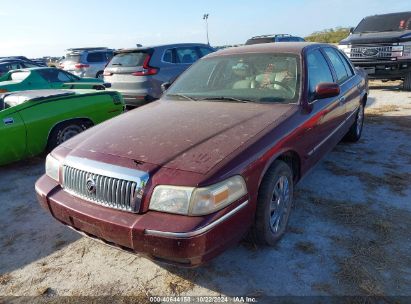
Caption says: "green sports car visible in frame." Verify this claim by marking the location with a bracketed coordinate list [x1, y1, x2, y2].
[0, 67, 107, 93]
[0, 89, 124, 165]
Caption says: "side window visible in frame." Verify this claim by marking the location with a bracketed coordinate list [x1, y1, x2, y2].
[87, 52, 105, 63]
[323, 48, 349, 83]
[176, 47, 200, 64]
[163, 49, 174, 63]
[61, 71, 78, 82]
[56, 71, 71, 82]
[198, 47, 213, 57]
[306, 49, 334, 99]
[336, 50, 354, 77]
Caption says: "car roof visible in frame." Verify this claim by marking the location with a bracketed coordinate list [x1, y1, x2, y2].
[207, 42, 330, 57]
[115, 43, 212, 53]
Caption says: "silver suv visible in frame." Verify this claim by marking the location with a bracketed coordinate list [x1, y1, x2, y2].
[103, 43, 214, 107]
[60, 47, 114, 79]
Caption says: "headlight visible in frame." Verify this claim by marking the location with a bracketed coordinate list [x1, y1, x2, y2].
[398, 42, 411, 59]
[149, 175, 248, 216]
[45, 154, 60, 182]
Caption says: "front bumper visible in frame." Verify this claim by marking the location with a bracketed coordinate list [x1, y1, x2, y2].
[350, 60, 411, 80]
[35, 175, 251, 267]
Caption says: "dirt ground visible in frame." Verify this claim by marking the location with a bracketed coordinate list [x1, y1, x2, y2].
[0, 81, 410, 302]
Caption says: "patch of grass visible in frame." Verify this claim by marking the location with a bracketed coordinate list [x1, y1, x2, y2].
[304, 193, 411, 295]
[323, 161, 411, 196]
[365, 105, 400, 115]
[295, 241, 317, 254]
[163, 270, 198, 295]
[0, 273, 12, 285]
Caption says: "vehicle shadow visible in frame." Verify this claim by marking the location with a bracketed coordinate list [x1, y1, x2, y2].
[0, 157, 81, 274]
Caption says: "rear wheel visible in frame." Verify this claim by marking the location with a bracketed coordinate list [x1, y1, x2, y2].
[404, 72, 411, 91]
[344, 103, 364, 142]
[47, 120, 90, 151]
[253, 160, 294, 246]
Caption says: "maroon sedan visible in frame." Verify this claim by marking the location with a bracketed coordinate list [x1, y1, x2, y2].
[35, 43, 368, 267]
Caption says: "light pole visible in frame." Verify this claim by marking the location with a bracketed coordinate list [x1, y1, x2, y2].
[203, 13, 210, 45]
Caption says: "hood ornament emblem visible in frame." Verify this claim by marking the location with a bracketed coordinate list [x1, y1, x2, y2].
[86, 177, 97, 194]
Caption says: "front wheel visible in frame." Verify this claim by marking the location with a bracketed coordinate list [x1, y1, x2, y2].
[253, 160, 294, 246]
[344, 103, 364, 142]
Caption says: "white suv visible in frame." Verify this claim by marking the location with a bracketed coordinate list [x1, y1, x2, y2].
[60, 48, 114, 79]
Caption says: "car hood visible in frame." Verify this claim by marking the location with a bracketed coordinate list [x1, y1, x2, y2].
[340, 30, 411, 45]
[62, 99, 297, 174]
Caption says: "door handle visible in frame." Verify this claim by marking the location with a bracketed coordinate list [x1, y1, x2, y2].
[339, 96, 346, 103]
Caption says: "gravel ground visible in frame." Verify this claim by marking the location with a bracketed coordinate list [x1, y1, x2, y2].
[0, 81, 410, 302]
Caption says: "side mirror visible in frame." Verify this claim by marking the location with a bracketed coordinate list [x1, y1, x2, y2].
[103, 82, 111, 88]
[349, 27, 354, 34]
[161, 82, 172, 93]
[315, 82, 340, 99]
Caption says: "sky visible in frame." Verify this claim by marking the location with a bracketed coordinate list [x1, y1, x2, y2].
[0, 0, 410, 58]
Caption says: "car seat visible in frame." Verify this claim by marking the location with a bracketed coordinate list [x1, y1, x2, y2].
[181, 54, 193, 64]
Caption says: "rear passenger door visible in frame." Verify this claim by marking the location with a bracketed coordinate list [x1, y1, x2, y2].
[302, 48, 345, 159]
[323, 47, 358, 121]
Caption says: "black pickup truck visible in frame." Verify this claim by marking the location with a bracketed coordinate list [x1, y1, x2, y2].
[338, 12, 411, 90]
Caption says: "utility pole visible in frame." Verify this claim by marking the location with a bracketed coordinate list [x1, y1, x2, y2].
[203, 13, 210, 45]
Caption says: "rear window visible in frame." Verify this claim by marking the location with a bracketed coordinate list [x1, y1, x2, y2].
[354, 12, 411, 33]
[108, 52, 149, 67]
[87, 52, 106, 63]
[64, 54, 81, 63]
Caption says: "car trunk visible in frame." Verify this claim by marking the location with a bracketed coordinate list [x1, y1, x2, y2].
[103, 49, 154, 91]
[61, 54, 81, 72]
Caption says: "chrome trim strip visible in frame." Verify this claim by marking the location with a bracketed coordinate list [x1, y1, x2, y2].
[64, 156, 149, 183]
[308, 107, 359, 157]
[145, 200, 249, 238]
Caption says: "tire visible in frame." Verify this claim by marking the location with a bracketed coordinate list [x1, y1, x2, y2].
[344, 102, 364, 142]
[404, 72, 411, 91]
[47, 120, 90, 152]
[252, 160, 294, 246]
[96, 71, 103, 79]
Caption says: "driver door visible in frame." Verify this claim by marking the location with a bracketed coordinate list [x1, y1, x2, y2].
[0, 108, 26, 165]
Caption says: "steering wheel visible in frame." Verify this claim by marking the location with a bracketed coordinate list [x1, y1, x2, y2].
[269, 81, 294, 95]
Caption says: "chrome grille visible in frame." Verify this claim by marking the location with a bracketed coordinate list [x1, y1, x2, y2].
[61, 156, 149, 213]
[349, 44, 397, 60]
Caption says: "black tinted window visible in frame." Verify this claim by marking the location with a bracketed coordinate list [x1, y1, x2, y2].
[108, 52, 149, 67]
[307, 49, 334, 98]
[163, 49, 174, 63]
[38, 69, 70, 82]
[354, 12, 411, 33]
[336, 50, 354, 77]
[324, 48, 349, 83]
[176, 47, 200, 64]
[87, 52, 105, 63]
[199, 47, 213, 57]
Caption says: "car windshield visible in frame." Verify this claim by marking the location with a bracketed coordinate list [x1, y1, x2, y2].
[354, 12, 411, 33]
[166, 53, 300, 103]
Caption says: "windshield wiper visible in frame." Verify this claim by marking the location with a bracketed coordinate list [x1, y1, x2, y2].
[167, 93, 197, 101]
[111, 63, 122, 66]
[198, 96, 253, 103]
